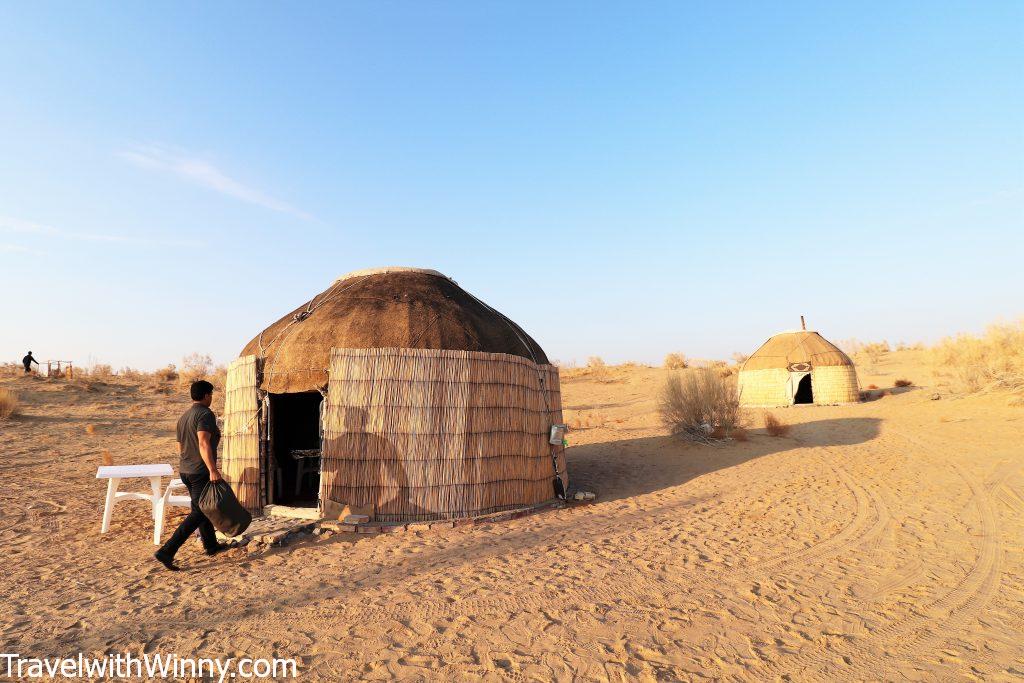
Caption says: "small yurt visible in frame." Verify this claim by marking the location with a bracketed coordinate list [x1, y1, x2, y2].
[219, 267, 568, 522]
[738, 327, 860, 407]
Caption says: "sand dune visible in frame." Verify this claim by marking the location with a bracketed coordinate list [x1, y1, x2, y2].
[1, 350, 1022, 680]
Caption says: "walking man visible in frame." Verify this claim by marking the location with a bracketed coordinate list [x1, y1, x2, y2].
[22, 351, 38, 374]
[155, 380, 227, 570]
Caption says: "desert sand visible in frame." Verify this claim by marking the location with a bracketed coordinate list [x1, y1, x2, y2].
[1, 349, 1022, 681]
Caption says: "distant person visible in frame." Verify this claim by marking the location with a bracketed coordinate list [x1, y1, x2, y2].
[22, 351, 39, 374]
[154, 380, 227, 571]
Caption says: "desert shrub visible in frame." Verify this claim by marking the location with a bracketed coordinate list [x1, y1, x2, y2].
[179, 353, 214, 385]
[894, 378, 913, 387]
[762, 412, 790, 437]
[118, 367, 145, 381]
[659, 368, 741, 441]
[582, 356, 614, 382]
[88, 363, 114, 379]
[0, 388, 18, 419]
[664, 353, 688, 370]
[209, 365, 228, 390]
[0, 363, 22, 377]
[731, 426, 749, 442]
[929, 320, 1024, 396]
[731, 352, 749, 366]
[860, 342, 890, 367]
[155, 364, 178, 382]
[866, 384, 878, 390]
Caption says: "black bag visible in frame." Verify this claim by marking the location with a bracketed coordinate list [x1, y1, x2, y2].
[198, 480, 252, 537]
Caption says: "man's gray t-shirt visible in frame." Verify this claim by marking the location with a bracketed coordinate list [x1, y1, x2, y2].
[177, 404, 220, 474]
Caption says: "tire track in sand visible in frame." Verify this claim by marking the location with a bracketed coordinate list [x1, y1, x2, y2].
[326, 448, 887, 630]
[766, 430, 1004, 680]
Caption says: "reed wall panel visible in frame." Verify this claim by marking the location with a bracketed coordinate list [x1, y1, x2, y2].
[221, 355, 262, 513]
[321, 348, 566, 522]
[738, 366, 860, 407]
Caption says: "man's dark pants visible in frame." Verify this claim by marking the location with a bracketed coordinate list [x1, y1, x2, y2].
[23, 363, 30, 373]
[157, 471, 218, 557]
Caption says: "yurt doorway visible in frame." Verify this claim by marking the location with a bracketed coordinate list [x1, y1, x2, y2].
[794, 374, 814, 404]
[268, 392, 323, 507]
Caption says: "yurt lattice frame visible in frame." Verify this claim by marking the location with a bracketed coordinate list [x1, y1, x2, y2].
[218, 268, 568, 522]
[737, 330, 861, 407]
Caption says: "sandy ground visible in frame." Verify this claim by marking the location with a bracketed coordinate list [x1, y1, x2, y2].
[1, 351, 1023, 681]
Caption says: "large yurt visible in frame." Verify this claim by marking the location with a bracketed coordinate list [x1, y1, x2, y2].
[738, 328, 860, 407]
[219, 267, 568, 522]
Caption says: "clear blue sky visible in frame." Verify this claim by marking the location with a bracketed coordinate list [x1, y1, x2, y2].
[1, 2, 1021, 369]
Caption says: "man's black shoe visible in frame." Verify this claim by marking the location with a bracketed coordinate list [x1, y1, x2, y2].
[204, 543, 230, 556]
[154, 551, 180, 571]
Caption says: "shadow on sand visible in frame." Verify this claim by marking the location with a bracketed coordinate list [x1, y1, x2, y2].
[568, 417, 882, 503]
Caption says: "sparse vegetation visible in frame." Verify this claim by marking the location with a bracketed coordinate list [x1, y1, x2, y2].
[0, 388, 19, 419]
[88, 363, 114, 379]
[860, 341, 890, 369]
[155, 364, 179, 382]
[659, 367, 741, 441]
[929, 320, 1024, 398]
[0, 363, 23, 377]
[731, 352, 749, 366]
[762, 412, 790, 437]
[179, 353, 214, 385]
[664, 353, 688, 370]
[894, 378, 913, 388]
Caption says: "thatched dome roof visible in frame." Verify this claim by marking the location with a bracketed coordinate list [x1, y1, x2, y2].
[242, 267, 549, 393]
[741, 330, 854, 371]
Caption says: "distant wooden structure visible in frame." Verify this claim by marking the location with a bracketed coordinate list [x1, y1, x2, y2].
[46, 360, 74, 379]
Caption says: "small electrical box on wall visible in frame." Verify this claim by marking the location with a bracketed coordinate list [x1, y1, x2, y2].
[549, 424, 567, 445]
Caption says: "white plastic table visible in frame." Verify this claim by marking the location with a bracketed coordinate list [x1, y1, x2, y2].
[96, 464, 174, 545]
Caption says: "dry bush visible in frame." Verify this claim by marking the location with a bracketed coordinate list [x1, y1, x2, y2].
[85, 424, 96, 435]
[155, 364, 179, 382]
[930, 320, 1024, 397]
[179, 353, 214, 385]
[866, 384, 878, 390]
[659, 368, 741, 441]
[762, 412, 790, 437]
[566, 411, 607, 430]
[731, 426, 749, 442]
[88, 363, 114, 379]
[0, 363, 22, 377]
[0, 388, 18, 419]
[859, 341, 890, 368]
[664, 353, 688, 370]
[118, 367, 145, 381]
[894, 378, 913, 387]
[731, 352, 749, 366]
[581, 356, 617, 383]
[209, 365, 228, 390]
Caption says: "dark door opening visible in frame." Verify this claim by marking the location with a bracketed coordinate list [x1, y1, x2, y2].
[794, 374, 814, 404]
[268, 392, 323, 507]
